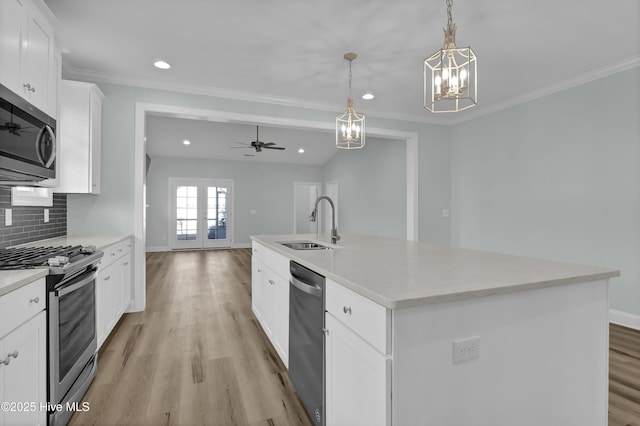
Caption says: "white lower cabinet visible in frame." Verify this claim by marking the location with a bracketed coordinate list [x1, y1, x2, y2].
[325, 278, 391, 426]
[325, 314, 390, 426]
[96, 238, 132, 349]
[251, 243, 289, 367]
[0, 277, 47, 426]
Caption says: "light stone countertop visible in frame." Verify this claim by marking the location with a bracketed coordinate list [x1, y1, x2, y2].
[0, 268, 48, 298]
[15, 235, 131, 251]
[251, 233, 620, 309]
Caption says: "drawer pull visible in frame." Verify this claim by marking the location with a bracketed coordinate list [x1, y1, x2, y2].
[343, 306, 352, 315]
[0, 357, 9, 366]
[104, 276, 111, 281]
[8, 350, 18, 359]
[30, 297, 40, 304]
[268, 279, 275, 285]
[111, 253, 116, 257]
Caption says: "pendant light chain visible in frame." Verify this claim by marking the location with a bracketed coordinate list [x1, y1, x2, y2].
[446, 0, 453, 27]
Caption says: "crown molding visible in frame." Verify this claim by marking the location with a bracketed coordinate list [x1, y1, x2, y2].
[62, 55, 640, 128]
[445, 56, 640, 125]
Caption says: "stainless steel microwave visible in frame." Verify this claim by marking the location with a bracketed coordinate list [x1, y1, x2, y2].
[0, 83, 56, 182]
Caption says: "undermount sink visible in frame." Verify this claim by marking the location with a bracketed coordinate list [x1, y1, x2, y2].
[279, 241, 333, 250]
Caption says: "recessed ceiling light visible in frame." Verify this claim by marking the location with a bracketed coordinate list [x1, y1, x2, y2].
[154, 60, 171, 69]
[182, 139, 191, 145]
[362, 93, 374, 100]
[298, 148, 305, 153]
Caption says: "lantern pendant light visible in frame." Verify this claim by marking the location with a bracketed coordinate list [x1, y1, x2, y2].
[424, 0, 477, 113]
[336, 52, 365, 149]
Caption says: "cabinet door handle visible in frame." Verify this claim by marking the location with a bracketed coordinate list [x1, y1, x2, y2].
[268, 279, 275, 285]
[30, 296, 40, 304]
[8, 350, 18, 359]
[323, 328, 330, 336]
[23, 83, 35, 92]
[343, 306, 352, 315]
[0, 357, 9, 366]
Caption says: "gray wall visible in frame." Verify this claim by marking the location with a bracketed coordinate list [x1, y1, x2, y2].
[145, 156, 323, 248]
[322, 137, 406, 239]
[451, 66, 640, 316]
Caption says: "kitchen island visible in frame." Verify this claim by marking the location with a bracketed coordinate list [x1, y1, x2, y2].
[251, 233, 619, 426]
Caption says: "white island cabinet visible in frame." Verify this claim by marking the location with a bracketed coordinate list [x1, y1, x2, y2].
[0, 277, 47, 426]
[251, 233, 619, 426]
[251, 242, 289, 367]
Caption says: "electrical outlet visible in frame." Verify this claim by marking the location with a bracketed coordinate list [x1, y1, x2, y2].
[5, 209, 12, 226]
[44, 209, 49, 223]
[453, 336, 480, 363]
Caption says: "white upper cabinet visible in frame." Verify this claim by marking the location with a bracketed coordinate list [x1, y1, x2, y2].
[0, 0, 58, 118]
[56, 80, 104, 194]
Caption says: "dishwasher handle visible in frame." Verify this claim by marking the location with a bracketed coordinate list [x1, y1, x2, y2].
[290, 275, 323, 298]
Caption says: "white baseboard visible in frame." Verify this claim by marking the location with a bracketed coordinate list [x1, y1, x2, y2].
[146, 243, 251, 252]
[145, 246, 170, 252]
[609, 309, 640, 330]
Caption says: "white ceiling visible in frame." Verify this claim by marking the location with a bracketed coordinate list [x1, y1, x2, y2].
[45, 0, 640, 164]
[145, 116, 340, 166]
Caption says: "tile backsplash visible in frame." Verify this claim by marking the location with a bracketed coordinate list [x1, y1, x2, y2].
[0, 187, 67, 248]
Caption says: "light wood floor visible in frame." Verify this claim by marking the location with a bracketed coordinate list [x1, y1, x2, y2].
[69, 249, 640, 425]
[69, 249, 312, 426]
[609, 323, 640, 426]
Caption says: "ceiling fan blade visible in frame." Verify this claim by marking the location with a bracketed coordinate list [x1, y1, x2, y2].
[263, 146, 286, 150]
[262, 142, 277, 146]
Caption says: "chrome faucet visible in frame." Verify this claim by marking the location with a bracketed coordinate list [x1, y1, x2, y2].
[309, 195, 340, 244]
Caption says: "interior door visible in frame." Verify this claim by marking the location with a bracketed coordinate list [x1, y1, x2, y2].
[170, 178, 232, 249]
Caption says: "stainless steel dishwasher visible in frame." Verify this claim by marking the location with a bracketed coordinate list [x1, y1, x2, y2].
[289, 261, 325, 426]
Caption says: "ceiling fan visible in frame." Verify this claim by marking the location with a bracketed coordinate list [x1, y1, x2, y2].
[232, 125, 286, 152]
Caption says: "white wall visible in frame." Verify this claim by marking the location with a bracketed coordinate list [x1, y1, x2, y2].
[145, 156, 323, 248]
[322, 136, 407, 240]
[451, 66, 640, 319]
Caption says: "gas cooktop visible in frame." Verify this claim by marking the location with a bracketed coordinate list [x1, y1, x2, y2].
[0, 245, 101, 272]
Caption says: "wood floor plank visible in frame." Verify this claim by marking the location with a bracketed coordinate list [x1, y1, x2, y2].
[69, 249, 640, 425]
[610, 323, 640, 425]
[69, 249, 313, 425]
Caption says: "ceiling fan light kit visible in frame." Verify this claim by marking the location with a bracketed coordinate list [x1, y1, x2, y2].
[336, 52, 365, 150]
[423, 0, 477, 113]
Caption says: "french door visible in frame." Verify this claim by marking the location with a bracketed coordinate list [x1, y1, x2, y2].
[169, 178, 233, 249]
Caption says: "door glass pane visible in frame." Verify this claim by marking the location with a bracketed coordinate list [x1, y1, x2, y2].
[207, 186, 227, 240]
[176, 185, 198, 241]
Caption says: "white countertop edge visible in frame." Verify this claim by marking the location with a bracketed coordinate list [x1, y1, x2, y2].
[251, 234, 620, 309]
[0, 269, 48, 298]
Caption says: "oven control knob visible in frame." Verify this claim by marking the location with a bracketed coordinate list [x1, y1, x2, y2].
[48, 256, 69, 267]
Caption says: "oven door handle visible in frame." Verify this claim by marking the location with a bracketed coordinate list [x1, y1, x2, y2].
[56, 271, 97, 297]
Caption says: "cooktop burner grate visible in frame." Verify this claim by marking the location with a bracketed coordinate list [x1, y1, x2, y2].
[0, 245, 85, 269]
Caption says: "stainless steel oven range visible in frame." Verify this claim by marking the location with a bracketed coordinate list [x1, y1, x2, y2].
[0, 245, 103, 426]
